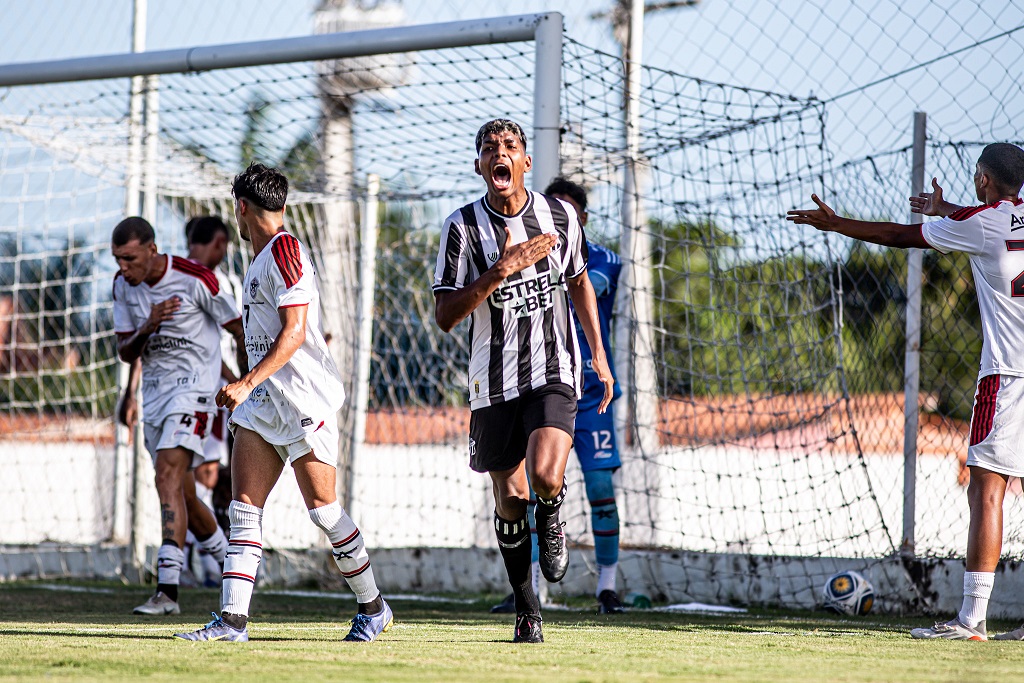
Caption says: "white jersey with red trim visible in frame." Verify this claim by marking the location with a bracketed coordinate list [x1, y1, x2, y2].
[921, 198, 1024, 378]
[113, 255, 242, 425]
[234, 230, 345, 445]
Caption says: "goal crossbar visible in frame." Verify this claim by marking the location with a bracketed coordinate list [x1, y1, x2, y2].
[0, 12, 564, 190]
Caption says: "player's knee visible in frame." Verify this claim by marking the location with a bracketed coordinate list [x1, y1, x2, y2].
[529, 468, 563, 498]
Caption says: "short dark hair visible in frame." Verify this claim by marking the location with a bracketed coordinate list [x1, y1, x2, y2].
[544, 177, 588, 212]
[111, 216, 155, 247]
[185, 215, 229, 245]
[232, 161, 288, 212]
[475, 119, 528, 154]
[978, 143, 1024, 194]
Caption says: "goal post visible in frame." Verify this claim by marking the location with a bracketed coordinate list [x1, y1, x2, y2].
[2, 11, 998, 617]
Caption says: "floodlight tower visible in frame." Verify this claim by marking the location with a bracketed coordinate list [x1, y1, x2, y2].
[314, 0, 406, 501]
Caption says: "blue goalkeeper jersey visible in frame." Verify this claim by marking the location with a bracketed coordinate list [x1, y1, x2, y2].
[574, 242, 623, 411]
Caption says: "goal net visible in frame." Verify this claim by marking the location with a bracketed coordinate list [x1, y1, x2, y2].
[0, 15, 966, 610]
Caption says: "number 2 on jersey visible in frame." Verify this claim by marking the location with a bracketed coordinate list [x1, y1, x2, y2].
[1007, 241, 1024, 296]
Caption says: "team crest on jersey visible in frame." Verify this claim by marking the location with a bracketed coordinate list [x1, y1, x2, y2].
[468, 437, 477, 458]
[486, 250, 499, 263]
[249, 277, 259, 299]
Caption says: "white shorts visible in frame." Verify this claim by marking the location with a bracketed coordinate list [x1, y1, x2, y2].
[200, 407, 230, 467]
[230, 402, 339, 467]
[143, 412, 214, 470]
[966, 374, 1024, 477]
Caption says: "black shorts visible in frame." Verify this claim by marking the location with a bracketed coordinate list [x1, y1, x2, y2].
[468, 383, 578, 473]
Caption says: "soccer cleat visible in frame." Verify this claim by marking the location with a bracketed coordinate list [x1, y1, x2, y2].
[910, 618, 987, 641]
[490, 593, 516, 614]
[993, 625, 1024, 640]
[536, 515, 569, 583]
[597, 589, 625, 614]
[513, 613, 543, 643]
[343, 600, 393, 642]
[133, 591, 180, 616]
[173, 613, 249, 642]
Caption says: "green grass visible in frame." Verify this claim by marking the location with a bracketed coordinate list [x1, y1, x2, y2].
[1, 581, 1023, 682]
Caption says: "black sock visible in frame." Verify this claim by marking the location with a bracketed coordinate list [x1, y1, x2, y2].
[534, 479, 567, 525]
[358, 593, 384, 615]
[221, 611, 247, 630]
[158, 583, 179, 602]
[495, 511, 540, 615]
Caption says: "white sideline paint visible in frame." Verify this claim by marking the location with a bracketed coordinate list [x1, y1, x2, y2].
[658, 603, 748, 614]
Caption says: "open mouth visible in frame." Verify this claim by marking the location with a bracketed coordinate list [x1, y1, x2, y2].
[491, 163, 512, 191]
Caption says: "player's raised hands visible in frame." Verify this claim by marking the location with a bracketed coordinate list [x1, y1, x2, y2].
[786, 194, 840, 232]
[495, 227, 556, 278]
[909, 178, 959, 217]
[142, 296, 180, 334]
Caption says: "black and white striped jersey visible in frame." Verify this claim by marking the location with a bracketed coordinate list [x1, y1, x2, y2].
[433, 191, 589, 409]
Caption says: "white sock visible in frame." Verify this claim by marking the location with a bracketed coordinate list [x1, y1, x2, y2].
[197, 526, 228, 564]
[199, 548, 222, 582]
[196, 481, 214, 508]
[222, 501, 263, 618]
[531, 561, 541, 597]
[309, 502, 379, 604]
[597, 563, 618, 597]
[958, 571, 995, 628]
[156, 543, 185, 589]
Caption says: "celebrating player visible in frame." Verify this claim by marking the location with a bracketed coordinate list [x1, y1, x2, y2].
[787, 143, 1024, 641]
[175, 162, 392, 643]
[433, 120, 614, 643]
[111, 217, 244, 615]
[119, 216, 240, 588]
[490, 177, 627, 615]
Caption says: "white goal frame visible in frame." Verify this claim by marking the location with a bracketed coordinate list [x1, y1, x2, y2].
[0, 12, 563, 580]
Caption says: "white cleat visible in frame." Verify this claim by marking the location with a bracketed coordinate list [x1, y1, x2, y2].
[133, 591, 181, 616]
[910, 617, 986, 641]
[993, 625, 1024, 641]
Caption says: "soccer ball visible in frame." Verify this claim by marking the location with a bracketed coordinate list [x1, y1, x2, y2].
[821, 570, 874, 616]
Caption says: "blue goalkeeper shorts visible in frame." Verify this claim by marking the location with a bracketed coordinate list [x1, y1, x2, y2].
[573, 405, 621, 472]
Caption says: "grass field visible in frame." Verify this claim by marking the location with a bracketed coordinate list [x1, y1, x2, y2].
[2, 581, 1023, 682]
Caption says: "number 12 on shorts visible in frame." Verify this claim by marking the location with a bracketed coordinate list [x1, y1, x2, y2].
[592, 430, 613, 451]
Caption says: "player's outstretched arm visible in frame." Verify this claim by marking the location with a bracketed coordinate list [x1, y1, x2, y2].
[786, 194, 929, 249]
[117, 357, 142, 427]
[567, 270, 614, 414]
[217, 305, 305, 410]
[434, 228, 555, 333]
[116, 296, 181, 363]
[909, 178, 963, 217]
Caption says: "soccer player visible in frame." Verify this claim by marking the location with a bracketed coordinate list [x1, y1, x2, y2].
[111, 217, 244, 615]
[433, 120, 614, 643]
[491, 178, 627, 615]
[119, 216, 240, 588]
[175, 162, 392, 643]
[787, 143, 1024, 641]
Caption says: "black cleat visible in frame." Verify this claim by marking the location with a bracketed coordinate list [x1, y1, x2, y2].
[513, 613, 544, 643]
[490, 593, 516, 614]
[536, 515, 568, 583]
[597, 590, 625, 614]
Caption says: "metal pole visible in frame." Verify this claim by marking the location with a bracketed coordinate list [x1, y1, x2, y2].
[113, 0, 146, 549]
[0, 13, 561, 87]
[348, 174, 380, 518]
[122, 0, 149, 577]
[530, 12, 562, 191]
[901, 111, 926, 558]
[615, 0, 658, 454]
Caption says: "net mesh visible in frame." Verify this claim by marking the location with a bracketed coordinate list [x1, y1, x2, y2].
[0, 28, 1011, 605]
